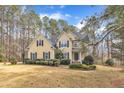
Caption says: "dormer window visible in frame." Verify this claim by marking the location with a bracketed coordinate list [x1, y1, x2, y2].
[39, 40, 42, 46]
[36, 40, 44, 46]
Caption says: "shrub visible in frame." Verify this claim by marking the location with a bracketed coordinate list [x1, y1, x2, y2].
[24, 58, 60, 67]
[41, 61, 48, 65]
[52, 59, 59, 62]
[60, 59, 70, 65]
[89, 65, 96, 70]
[0, 54, 6, 62]
[105, 59, 114, 66]
[69, 64, 96, 70]
[10, 57, 17, 65]
[48, 60, 54, 66]
[30, 60, 36, 64]
[24, 58, 30, 63]
[53, 61, 60, 66]
[53, 59, 60, 66]
[69, 64, 82, 69]
[24, 59, 36, 64]
[82, 60, 86, 64]
[55, 48, 63, 60]
[36, 61, 42, 65]
[82, 55, 94, 65]
[81, 64, 89, 70]
[35, 59, 45, 61]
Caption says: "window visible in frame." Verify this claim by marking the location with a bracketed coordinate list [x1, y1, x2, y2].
[39, 40, 42, 46]
[63, 52, 69, 59]
[73, 41, 79, 47]
[30, 52, 37, 60]
[43, 52, 50, 60]
[36, 40, 44, 46]
[35, 52, 37, 59]
[60, 40, 69, 48]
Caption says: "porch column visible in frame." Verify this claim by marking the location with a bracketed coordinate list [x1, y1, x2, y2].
[70, 51, 73, 64]
[79, 52, 82, 64]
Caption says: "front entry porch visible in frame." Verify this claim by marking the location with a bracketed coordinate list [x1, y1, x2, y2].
[72, 52, 82, 64]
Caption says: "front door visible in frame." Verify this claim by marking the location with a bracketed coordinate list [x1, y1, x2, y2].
[74, 52, 79, 61]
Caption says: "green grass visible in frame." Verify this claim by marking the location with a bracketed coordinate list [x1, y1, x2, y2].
[0, 63, 123, 88]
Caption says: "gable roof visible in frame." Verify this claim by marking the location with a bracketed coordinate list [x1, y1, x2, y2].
[27, 34, 55, 49]
[57, 31, 90, 42]
[71, 31, 90, 42]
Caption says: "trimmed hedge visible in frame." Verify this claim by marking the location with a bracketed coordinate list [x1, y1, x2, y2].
[69, 64, 96, 70]
[24, 58, 60, 67]
[60, 59, 70, 65]
[69, 64, 82, 69]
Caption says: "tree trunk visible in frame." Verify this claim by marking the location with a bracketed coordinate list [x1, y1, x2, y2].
[101, 41, 104, 64]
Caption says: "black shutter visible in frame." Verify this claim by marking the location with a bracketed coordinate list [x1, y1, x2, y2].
[59, 41, 61, 48]
[67, 41, 69, 47]
[35, 52, 37, 59]
[36, 40, 38, 46]
[49, 52, 50, 59]
[68, 52, 69, 59]
[42, 40, 44, 46]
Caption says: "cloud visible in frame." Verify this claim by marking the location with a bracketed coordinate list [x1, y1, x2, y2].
[65, 14, 72, 17]
[75, 20, 86, 29]
[60, 5, 65, 9]
[75, 16, 80, 19]
[40, 14, 49, 19]
[40, 13, 66, 20]
[50, 13, 65, 20]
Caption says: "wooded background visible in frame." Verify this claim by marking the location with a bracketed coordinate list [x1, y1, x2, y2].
[0, 5, 124, 66]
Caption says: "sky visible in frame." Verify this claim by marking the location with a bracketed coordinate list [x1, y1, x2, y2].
[31, 5, 106, 29]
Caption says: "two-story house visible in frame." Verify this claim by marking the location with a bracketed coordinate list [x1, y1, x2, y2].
[27, 31, 89, 64]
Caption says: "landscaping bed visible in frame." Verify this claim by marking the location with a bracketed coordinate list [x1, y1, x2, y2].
[24, 59, 60, 67]
[69, 64, 96, 70]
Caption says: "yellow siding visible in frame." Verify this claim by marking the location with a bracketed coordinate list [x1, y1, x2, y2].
[28, 35, 54, 59]
[57, 32, 73, 63]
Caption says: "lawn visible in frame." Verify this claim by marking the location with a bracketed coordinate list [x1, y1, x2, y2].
[0, 63, 124, 88]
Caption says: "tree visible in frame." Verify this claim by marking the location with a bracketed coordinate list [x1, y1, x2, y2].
[55, 47, 63, 60]
[0, 5, 42, 63]
[80, 16, 100, 62]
